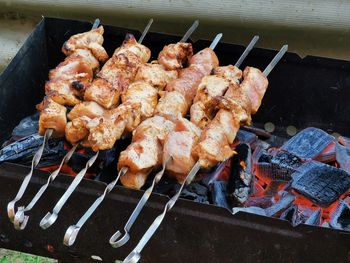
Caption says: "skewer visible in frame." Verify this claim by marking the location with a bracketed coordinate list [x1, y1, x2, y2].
[62, 21, 200, 246]
[39, 19, 153, 230]
[109, 157, 171, 248]
[8, 18, 102, 228]
[138, 19, 153, 44]
[235, 35, 259, 68]
[122, 44, 288, 263]
[13, 144, 78, 230]
[122, 162, 201, 263]
[180, 20, 199, 42]
[63, 167, 128, 246]
[109, 34, 259, 249]
[7, 129, 53, 223]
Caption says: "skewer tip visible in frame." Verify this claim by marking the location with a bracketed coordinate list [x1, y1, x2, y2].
[209, 33, 223, 50]
[92, 18, 100, 29]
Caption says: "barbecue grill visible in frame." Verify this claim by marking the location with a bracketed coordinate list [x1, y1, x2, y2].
[1, 17, 350, 263]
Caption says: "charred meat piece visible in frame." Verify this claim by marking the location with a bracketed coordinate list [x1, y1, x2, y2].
[88, 102, 142, 151]
[37, 98, 67, 137]
[65, 116, 91, 144]
[213, 65, 242, 84]
[193, 110, 240, 168]
[62, 26, 108, 62]
[166, 48, 219, 106]
[158, 42, 193, 70]
[68, 101, 105, 120]
[163, 118, 201, 182]
[240, 67, 268, 114]
[121, 81, 158, 120]
[134, 63, 178, 90]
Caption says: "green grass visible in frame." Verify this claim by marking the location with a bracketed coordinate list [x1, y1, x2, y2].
[0, 249, 56, 263]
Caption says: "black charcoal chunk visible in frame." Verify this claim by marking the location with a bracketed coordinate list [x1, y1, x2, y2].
[282, 127, 334, 159]
[291, 161, 350, 207]
[305, 209, 321, 226]
[280, 205, 303, 226]
[236, 129, 258, 145]
[336, 143, 350, 173]
[12, 113, 39, 139]
[329, 201, 350, 231]
[179, 182, 209, 204]
[0, 133, 65, 165]
[265, 193, 295, 216]
[209, 181, 230, 209]
[256, 150, 302, 181]
[228, 144, 253, 204]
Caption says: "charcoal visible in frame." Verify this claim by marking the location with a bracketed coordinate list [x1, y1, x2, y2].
[304, 209, 321, 226]
[339, 136, 350, 148]
[256, 150, 302, 181]
[291, 161, 350, 207]
[236, 129, 258, 145]
[280, 205, 303, 226]
[314, 142, 335, 163]
[154, 177, 178, 195]
[209, 181, 230, 209]
[336, 143, 350, 173]
[201, 160, 229, 187]
[329, 201, 350, 231]
[265, 193, 295, 216]
[232, 206, 266, 216]
[228, 143, 253, 205]
[12, 113, 39, 139]
[245, 196, 274, 208]
[241, 125, 271, 139]
[282, 127, 334, 160]
[179, 182, 209, 204]
[0, 133, 65, 166]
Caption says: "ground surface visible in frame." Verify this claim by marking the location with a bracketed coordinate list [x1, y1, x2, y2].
[0, 249, 56, 263]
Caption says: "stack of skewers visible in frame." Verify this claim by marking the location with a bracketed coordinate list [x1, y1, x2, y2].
[7, 18, 288, 263]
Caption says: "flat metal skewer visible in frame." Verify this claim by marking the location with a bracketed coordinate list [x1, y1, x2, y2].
[138, 19, 153, 44]
[63, 167, 128, 246]
[39, 151, 99, 229]
[109, 157, 172, 248]
[263, 44, 288, 77]
[180, 20, 199, 42]
[209, 33, 223, 50]
[7, 128, 53, 223]
[123, 162, 201, 263]
[235, 35, 259, 68]
[13, 144, 78, 230]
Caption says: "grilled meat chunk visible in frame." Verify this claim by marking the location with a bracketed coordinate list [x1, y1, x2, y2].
[158, 42, 193, 70]
[213, 65, 242, 84]
[37, 98, 67, 137]
[62, 26, 108, 62]
[67, 101, 105, 120]
[121, 81, 158, 119]
[65, 116, 91, 144]
[155, 91, 187, 120]
[88, 102, 142, 151]
[193, 110, 239, 168]
[240, 67, 268, 114]
[134, 63, 178, 90]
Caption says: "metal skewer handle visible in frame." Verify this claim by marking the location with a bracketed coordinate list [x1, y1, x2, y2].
[39, 151, 99, 230]
[209, 33, 223, 50]
[13, 144, 78, 230]
[7, 128, 53, 223]
[123, 162, 201, 263]
[180, 20, 199, 42]
[110, 157, 171, 248]
[63, 167, 128, 246]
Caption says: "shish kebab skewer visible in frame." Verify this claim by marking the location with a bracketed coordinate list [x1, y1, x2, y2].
[62, 21, 200, 247]
[109, 35, 259, 249]
[123, 45, 288, 263]
[7, 18, 107, 224]
[11, 19, 154, 231]
[38, 20, 154, 230]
